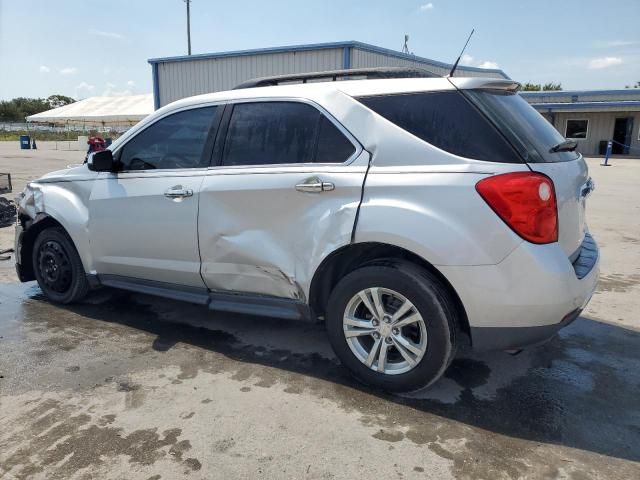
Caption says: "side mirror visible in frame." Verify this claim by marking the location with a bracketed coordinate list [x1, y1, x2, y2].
[88, 150, 115, 172]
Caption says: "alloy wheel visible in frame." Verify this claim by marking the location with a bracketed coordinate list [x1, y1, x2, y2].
[343, 287, 427, 375]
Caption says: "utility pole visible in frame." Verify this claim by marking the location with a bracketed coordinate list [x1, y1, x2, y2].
[184, 0, 192, 55]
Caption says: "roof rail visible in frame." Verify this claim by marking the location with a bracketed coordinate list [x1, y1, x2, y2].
[233, 67, 440, 89]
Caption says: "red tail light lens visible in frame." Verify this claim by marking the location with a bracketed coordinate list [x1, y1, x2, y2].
[476, 172, 558, 244]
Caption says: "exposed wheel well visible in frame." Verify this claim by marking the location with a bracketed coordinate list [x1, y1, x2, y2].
[309, 242, 470, 339]
[17, 214, 66, 282]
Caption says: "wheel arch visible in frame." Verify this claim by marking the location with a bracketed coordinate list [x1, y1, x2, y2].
[309, 242, 470, 339]
[18, 213, 72, 282]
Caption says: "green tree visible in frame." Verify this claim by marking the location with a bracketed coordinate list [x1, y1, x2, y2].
[542, 82, 562, 91]
[46, 94, 75, 108]
[0, 95, 76, 122]
[522, 82, 562, 91]
[522, 82, 541, 91]
[0, 97, 48, 122]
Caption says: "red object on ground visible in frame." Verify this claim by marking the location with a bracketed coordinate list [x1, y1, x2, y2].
[87, 136, 106, 153]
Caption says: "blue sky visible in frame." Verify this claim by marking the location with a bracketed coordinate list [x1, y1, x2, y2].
[0, 0, 639, 100]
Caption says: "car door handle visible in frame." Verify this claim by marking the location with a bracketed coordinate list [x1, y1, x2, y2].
[164, 186, 194, 199]
[295, 177, 335, 193]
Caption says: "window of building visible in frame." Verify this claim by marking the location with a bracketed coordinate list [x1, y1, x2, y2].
[222, 102, 355, 166]
[119, 106, 217, 170]
[565, 119, 589, 139]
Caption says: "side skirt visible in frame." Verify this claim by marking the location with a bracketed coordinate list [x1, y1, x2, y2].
[96, 274, 312, 321]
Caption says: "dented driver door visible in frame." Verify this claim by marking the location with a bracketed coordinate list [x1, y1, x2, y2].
[197, 100, 368, 301]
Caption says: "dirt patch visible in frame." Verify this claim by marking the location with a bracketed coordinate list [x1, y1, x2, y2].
[597, 274, 640, 293]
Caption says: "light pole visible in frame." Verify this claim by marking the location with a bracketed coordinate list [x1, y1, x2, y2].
[184, 0, 192, 55]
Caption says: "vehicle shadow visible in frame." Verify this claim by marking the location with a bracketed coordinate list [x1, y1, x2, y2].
[18, 285, 640, 465]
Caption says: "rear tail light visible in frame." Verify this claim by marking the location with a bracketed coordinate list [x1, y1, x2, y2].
[476, 172, 558, 244]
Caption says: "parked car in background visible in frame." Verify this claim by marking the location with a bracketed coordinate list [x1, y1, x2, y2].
[15, 72, 599, 392]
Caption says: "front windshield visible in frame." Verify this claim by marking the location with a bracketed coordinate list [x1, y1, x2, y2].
[465, 90, 580, 163]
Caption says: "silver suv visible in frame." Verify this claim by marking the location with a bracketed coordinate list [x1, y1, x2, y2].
[15, 73, 599, 392]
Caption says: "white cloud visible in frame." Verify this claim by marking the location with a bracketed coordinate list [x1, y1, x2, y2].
[103, 82, 132, 97]
[126, 80, 136, 88]
[588, 57, 623, 69]
[419, 3, 434, 11]
[39, 65, 50, 73]
[595, 40, 637, 48]
[460, 54, 474, 65]
[478, 61, 499, 69]
[59, 67, 78, 75]
[88, 29, 124, 40]
[76, 81, 95, 92]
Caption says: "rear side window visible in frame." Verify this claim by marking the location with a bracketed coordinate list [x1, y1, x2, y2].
[119, 107, 216, 170]
[221, 102, 356, 166]
[358, 92, 522, 163]
[357, 91, 520, 163]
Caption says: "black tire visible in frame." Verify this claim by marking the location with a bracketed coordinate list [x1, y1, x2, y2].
[326, 261, 457, 393]
[32, 227, 89, 304]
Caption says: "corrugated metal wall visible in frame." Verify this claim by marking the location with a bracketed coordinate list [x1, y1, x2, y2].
[350, 48, 504, 79]
[155, 46, 506, 107]
[550, 111, 640, 155]
[350, 48, 450, 76]
[526, 91, 640, 104]
[157, 48, 344, 106]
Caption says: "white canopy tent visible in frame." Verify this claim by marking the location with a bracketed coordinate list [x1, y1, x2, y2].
[26, 94, 153, 127]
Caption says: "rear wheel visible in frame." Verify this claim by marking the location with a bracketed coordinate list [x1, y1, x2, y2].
[32, 227, 89, 304]
[326, 261, 457, 392]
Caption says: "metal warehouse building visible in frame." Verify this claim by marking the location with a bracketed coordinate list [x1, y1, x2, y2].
[148, 40, 509, 108]
[148, 41, 639, 158]
[522, 90, 640, 157]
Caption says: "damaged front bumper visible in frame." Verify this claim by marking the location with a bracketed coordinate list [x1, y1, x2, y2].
[14, 221, 26, 281]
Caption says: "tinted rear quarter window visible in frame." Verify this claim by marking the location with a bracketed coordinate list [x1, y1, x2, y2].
[315, 115, 356, 163]
[358, 91, 520, 163]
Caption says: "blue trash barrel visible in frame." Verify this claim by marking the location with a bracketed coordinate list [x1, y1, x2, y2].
[20, 135, 31, 150]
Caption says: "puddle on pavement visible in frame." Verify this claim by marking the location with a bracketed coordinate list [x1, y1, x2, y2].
[1, 282, 640, 479]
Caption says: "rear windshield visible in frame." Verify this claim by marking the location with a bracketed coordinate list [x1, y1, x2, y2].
[464, 90, 580, 163]
[357, 91, 522, 163]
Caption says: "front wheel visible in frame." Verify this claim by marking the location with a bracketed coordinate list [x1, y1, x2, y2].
[326, 261, 457, 392]
[32, 227, 89, 304]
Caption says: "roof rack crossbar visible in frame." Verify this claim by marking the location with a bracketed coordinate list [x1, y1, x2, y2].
[233, 67, 440, 90]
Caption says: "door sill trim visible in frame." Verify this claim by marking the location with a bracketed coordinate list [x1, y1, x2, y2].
[95, 274, 312, 321]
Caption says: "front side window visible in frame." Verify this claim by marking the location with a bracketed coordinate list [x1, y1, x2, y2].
[222, 102, 355, 166]
[357, 91, 520, 163]
[119, 106, 217, 170]
[565, 119, 589, 139]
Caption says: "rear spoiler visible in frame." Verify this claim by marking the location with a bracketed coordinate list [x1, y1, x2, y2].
[448, 77, 521, 93]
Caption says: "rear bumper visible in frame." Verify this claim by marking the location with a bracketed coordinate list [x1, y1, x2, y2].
[470, 308, 582, 351]
[439, 233, 599, 351]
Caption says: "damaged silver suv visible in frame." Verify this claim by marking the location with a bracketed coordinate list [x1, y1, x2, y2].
[15, 70, 599, 392]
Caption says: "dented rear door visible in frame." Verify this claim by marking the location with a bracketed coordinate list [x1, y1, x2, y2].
[197, 100, 367, 301]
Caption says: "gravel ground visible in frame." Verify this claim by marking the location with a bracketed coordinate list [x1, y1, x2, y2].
[1, 142, 639, 479]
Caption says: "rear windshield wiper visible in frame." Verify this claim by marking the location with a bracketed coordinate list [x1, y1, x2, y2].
[549, 139, 578, 153]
